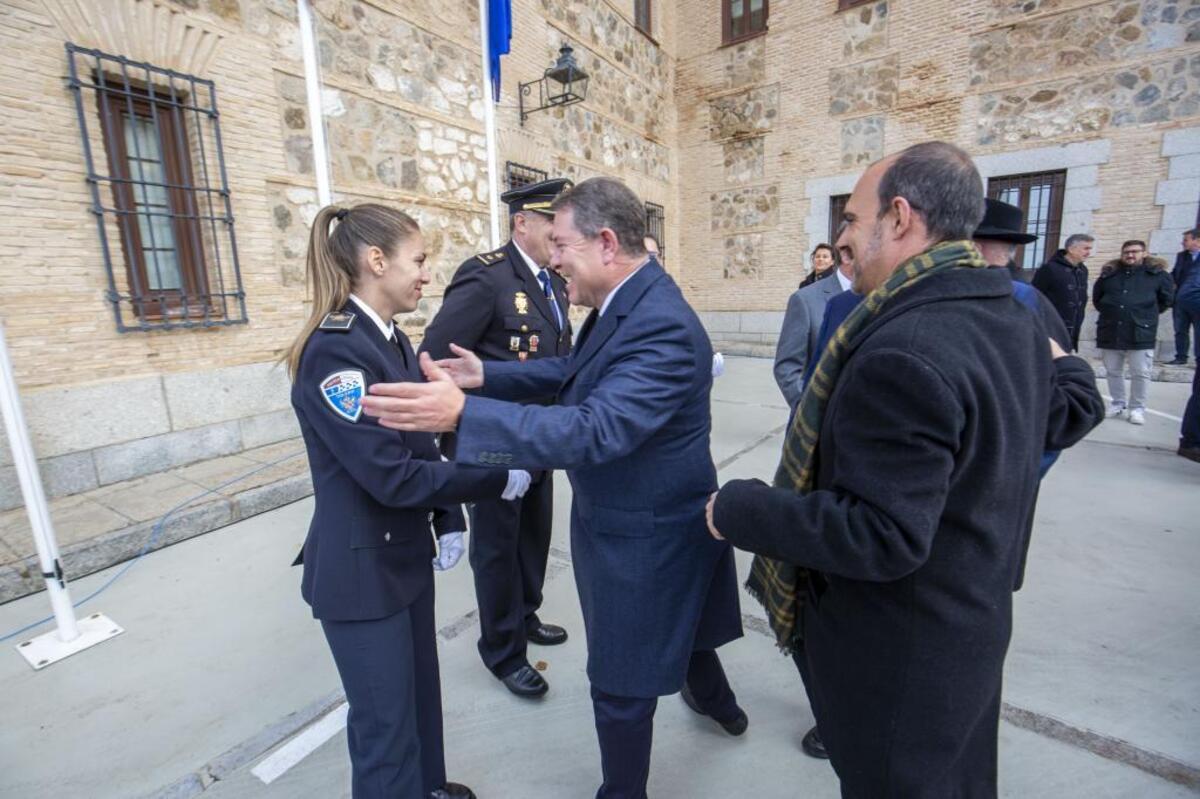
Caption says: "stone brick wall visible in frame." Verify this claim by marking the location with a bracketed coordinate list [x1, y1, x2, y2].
[675, 0, 1200, 327]
[0, 0, 677, 507]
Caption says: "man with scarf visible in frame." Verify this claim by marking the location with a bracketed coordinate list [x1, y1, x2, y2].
[706, 142, 1097, 797]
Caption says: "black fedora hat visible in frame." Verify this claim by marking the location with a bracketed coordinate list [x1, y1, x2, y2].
[974, 198, 1037, 244]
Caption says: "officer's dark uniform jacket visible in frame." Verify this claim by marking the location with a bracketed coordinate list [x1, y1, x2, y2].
[421, 239, 571, 397]
[291, 304, 508, 621]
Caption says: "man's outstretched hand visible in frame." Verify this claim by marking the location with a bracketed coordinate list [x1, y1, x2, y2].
[436, 344, 485, 389]
[362, 352, 466, 432]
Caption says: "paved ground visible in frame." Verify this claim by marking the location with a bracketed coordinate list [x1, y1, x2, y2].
[0, 357, 1196, 798]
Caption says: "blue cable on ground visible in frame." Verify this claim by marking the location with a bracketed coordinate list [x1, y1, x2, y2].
[0, 450, 305, 644]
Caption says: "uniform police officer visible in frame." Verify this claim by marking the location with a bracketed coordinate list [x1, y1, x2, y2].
[420, 178, 573, 698]
[284, 203, 530, 798]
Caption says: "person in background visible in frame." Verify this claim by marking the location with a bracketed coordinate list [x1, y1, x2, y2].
[1168, 227, 1200, 365]
[419, 179, 574, 700]
[799, 243, 836, 288]
[1174, 253, 1200, 461]
[283, 203, 530, 799]
[1033, 233, 1094, 351]
[644, 232, 662, 264]
[1092, 240, 1175, 426]
[775, 243, 851, 415]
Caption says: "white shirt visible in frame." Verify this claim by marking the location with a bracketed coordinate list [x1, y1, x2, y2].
[348, 294, 395, 340]
[599, 260, 649, 317]
[513, 240, 548, 284]
[835, 268, 853, 293]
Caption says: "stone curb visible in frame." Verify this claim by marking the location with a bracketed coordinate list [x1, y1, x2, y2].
[0, 473, 313, 605]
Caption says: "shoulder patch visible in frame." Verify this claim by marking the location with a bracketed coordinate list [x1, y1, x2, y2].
[476, 248, 507, 266]
[319, 311, 356, 331]
[320, 370, 365, 423]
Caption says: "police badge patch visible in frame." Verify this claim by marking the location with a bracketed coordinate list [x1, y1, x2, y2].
[320, 370, 365, 423]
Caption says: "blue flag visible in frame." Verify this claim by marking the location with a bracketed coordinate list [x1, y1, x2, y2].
[488, 0, 512, 102]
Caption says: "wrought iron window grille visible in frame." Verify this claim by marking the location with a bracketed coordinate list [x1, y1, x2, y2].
[65, 43, 247, 332]
[505, 161, 549, 191]
[645, 202, 666, 258]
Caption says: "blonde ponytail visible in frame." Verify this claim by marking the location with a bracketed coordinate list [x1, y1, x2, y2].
[283, 203, 420, 380]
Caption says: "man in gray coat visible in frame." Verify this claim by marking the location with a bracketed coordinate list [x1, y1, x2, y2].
[774, 254, 852, 412]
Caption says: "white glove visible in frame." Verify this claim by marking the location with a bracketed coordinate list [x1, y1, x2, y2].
[712, 351, 725, 378]
[432, 532, 465, 571]
[502, 469, 532, 500]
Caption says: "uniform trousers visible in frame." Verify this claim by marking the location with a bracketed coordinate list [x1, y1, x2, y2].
[592, 649, 739, 799]
[321, 581, 444, 799]
[469, 472, 554, 677]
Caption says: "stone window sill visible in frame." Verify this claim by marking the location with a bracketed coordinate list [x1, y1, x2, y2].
[721, 28, 768, 49]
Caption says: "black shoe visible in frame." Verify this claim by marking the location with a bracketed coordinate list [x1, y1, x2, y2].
[1167, 357, 1188, 365]
[1179, 445, 1200, 463]
[501, 664, 549, 697]
[680, 684, 749, 736]
[801, 726, 830, 759]
[429, 784, 475, 799]
[527, 623, 568, 646]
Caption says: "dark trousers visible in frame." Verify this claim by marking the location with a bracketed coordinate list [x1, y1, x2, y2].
[1174, 303, 1200, 361]
[592, 649, 739, 799]
[469, 472, 554, 678]
[321, 583, 444, 799]
[1182, 365, 1200, 448]
[791, 639, 822, 735]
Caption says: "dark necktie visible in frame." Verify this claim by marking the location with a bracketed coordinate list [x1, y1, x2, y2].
[537, 270, 564, 332]
[388, 330, 409, 370]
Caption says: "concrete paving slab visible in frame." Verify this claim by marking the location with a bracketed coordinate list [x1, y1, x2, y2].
[90, 472, 216, 524]
[0, 493, 130, 560]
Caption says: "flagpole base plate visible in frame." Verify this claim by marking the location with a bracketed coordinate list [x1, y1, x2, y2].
[16, 612, 123, 670]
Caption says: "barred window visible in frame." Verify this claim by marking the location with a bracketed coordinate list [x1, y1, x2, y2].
[66, 44, 246, 331]
[505, 161, 548, 191]
[987, 170, 1066, 277]
[837, 0, 874, 11]
[635, 0, 652, 37]
[645, 202, 665, 258]
[723, 0, 768, 45]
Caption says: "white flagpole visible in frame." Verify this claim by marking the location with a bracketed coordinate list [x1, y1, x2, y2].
[478, 0, 502, 248]
[0, 321, 122, 669]
[298, 0, 333, 208]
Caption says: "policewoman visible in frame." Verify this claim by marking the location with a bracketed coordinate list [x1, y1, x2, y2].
[420, 178, 573, 699]
[284, 203, 530, 799]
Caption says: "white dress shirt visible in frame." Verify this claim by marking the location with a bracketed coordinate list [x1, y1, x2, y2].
[599, 260, 649, 317]
[835, 268, 853, 293]
[348, 294, 395, 340]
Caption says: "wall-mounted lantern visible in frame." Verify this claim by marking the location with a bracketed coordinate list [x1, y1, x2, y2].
[519, 44, 589, 126]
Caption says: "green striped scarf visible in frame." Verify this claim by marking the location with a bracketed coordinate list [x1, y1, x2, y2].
[745, 240, 988, 653]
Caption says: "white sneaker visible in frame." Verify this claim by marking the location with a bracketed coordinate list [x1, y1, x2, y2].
[1106, 404, 1126, 419]
[1128, 408, 1146, 425]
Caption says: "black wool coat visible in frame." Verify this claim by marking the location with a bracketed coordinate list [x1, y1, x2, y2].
[1032, 251, 1089, 350]
[1091, 258, 1174, 350]
[715, 267, 1091, 798]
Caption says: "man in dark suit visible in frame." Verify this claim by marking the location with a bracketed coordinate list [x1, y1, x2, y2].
[774, 250, 851, 413]
[419, 179, 573, 699]
[1169, 227, 1200, 365]
[364, 178, 746, 799]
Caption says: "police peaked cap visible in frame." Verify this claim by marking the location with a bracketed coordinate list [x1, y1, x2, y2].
[501, 178, 573, 216]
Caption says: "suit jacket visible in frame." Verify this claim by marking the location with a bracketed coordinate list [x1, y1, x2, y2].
[291, 306, 507, 621]
[1173, 249, 1198, 289]
[774, 273, 845, 410]
[452, 259, 743, 697]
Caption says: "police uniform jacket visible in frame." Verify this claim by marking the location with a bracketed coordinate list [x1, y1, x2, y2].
[420, 239, 571, 392]
[292, 305, 508, 622]
[449, 259, 743, 698]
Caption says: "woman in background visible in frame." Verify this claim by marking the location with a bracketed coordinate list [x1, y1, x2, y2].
[799, 243, 836, 288]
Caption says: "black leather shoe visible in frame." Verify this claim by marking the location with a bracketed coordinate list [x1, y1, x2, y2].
[1167, 357, 1188, 365]
[501, 664, 549, 697]
[801, 725, 830, 759]
[680, 684, 749, 736]
[1179, 445, 1200, 463]
[429, 783, 475, 799]
[526, 623, 568, 646]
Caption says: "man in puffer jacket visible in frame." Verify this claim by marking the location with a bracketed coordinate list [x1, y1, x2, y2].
[1092, 240, 1175, 425]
